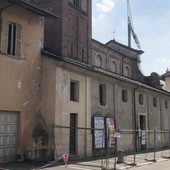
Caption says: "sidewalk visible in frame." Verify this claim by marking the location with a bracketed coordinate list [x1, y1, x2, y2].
[0, 160, 62, 170]
[0, 162, 47, 170]
[1, 150, 170, 170]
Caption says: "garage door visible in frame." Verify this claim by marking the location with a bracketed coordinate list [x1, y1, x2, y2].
[0, 111, 18, 163]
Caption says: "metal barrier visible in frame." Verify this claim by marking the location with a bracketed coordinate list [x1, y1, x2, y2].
[25, 125, 170, 170]
[101, 129, 170, 170]
[48, 126, 170, 170]
[3, 126, 169, 170]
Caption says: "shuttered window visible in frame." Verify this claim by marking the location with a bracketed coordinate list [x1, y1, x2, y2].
[0, 19, 21, 59]
[0, 19, 8, 54]
[15, 24, 21, 57]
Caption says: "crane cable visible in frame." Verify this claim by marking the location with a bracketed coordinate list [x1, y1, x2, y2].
[127, 0, 141, 49]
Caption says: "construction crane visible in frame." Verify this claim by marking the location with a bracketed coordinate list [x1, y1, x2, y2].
[127, 0, 141, 49]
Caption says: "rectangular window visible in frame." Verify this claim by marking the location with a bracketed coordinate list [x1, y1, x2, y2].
[70, 81, 79, 102]
[122, 90, 128, 103]
[0, 19, 21, 58]
[71, 44, 73, 57]
[82, 49, 84, 62]
[8, 23, 16, 55]
[69, 113, 78, 154]
[99, 84, 106, 106]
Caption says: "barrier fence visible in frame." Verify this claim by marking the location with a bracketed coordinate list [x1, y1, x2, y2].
[101, 129, 170, 169]
[49, 125, 170, 170]
[23, 125, 170, 169]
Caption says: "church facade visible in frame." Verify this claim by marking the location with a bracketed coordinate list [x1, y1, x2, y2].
[39, 0, 170, 158]
[0, 0, 170, 162]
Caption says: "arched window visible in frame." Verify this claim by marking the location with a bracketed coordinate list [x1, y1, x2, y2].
[165, 100, 168, 109]
[111, 60, 117, 73]
[82, 49, 85, 62]
[124, 65, 130, 77]
[99, 84, 106, 106]
[95, 54, 103, 67]
[122, 90, 128, 103]
[139, 94, 144, 105]
[153, 97, 157, 107]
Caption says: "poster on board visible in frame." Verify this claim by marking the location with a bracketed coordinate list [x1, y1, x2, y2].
[93, 117, 105, 149]
[106, 117, 115, 147]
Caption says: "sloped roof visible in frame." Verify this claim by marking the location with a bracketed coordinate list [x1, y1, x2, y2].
[41, 49, 170, 95]
[7, 0, 58, 18]
[92, 39, 141, 62]
[105, 39, 144, 55]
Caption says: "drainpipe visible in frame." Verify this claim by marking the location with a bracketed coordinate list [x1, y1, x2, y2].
[133, 86, 138, 133]
[84, 76, 87, 158]
[133, 85, 138, 165]
[76, 11, 79, 59]
[160, 98, 162, 144]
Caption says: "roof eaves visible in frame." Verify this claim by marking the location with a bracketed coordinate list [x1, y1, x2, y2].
[93, 67, 170, 96]
[9, 0, 58, 18]
[41, 49, 170, 96]
[105, 39, 144, 54]
[41, 49, 94, 70]
[92, 39, 138, 61]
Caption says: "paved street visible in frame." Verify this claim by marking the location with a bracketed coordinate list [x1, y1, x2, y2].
[1, 150, 170, 170]
[42, 159, 170, 170]
[42, 150, 170, 170]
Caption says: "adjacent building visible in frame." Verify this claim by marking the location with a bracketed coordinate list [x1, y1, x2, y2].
[0, 0, 56, 163]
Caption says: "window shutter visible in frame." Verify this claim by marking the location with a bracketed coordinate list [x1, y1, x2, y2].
[0, 19, 8, 54]
[15, 24, 21, 58]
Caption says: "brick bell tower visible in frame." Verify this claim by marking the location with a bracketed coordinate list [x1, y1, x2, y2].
[32, 0, 92, 64]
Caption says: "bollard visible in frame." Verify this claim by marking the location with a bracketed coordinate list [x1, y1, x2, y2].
[117, 150, 124, 164]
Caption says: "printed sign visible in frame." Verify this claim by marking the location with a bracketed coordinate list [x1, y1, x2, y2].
[94, 117, 105, 148]
[106, 117, 116, 147]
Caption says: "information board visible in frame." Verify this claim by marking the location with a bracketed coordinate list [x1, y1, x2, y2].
[94, 117, 105, 149]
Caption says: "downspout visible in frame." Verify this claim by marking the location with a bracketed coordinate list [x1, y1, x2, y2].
[76, 11, 79, 59]
[133, 85, 138, 161]
[160, 98, 162, 144]
[132, 86, 139, 166]
[84, 76, 87, 158]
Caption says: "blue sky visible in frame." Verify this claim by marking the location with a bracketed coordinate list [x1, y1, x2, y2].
[92, 0, 170, 76]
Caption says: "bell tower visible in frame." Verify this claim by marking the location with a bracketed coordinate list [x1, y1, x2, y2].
[33, 0, 92, 64]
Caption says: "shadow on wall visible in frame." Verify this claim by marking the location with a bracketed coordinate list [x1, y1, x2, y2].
[32, 124, 48, 145]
